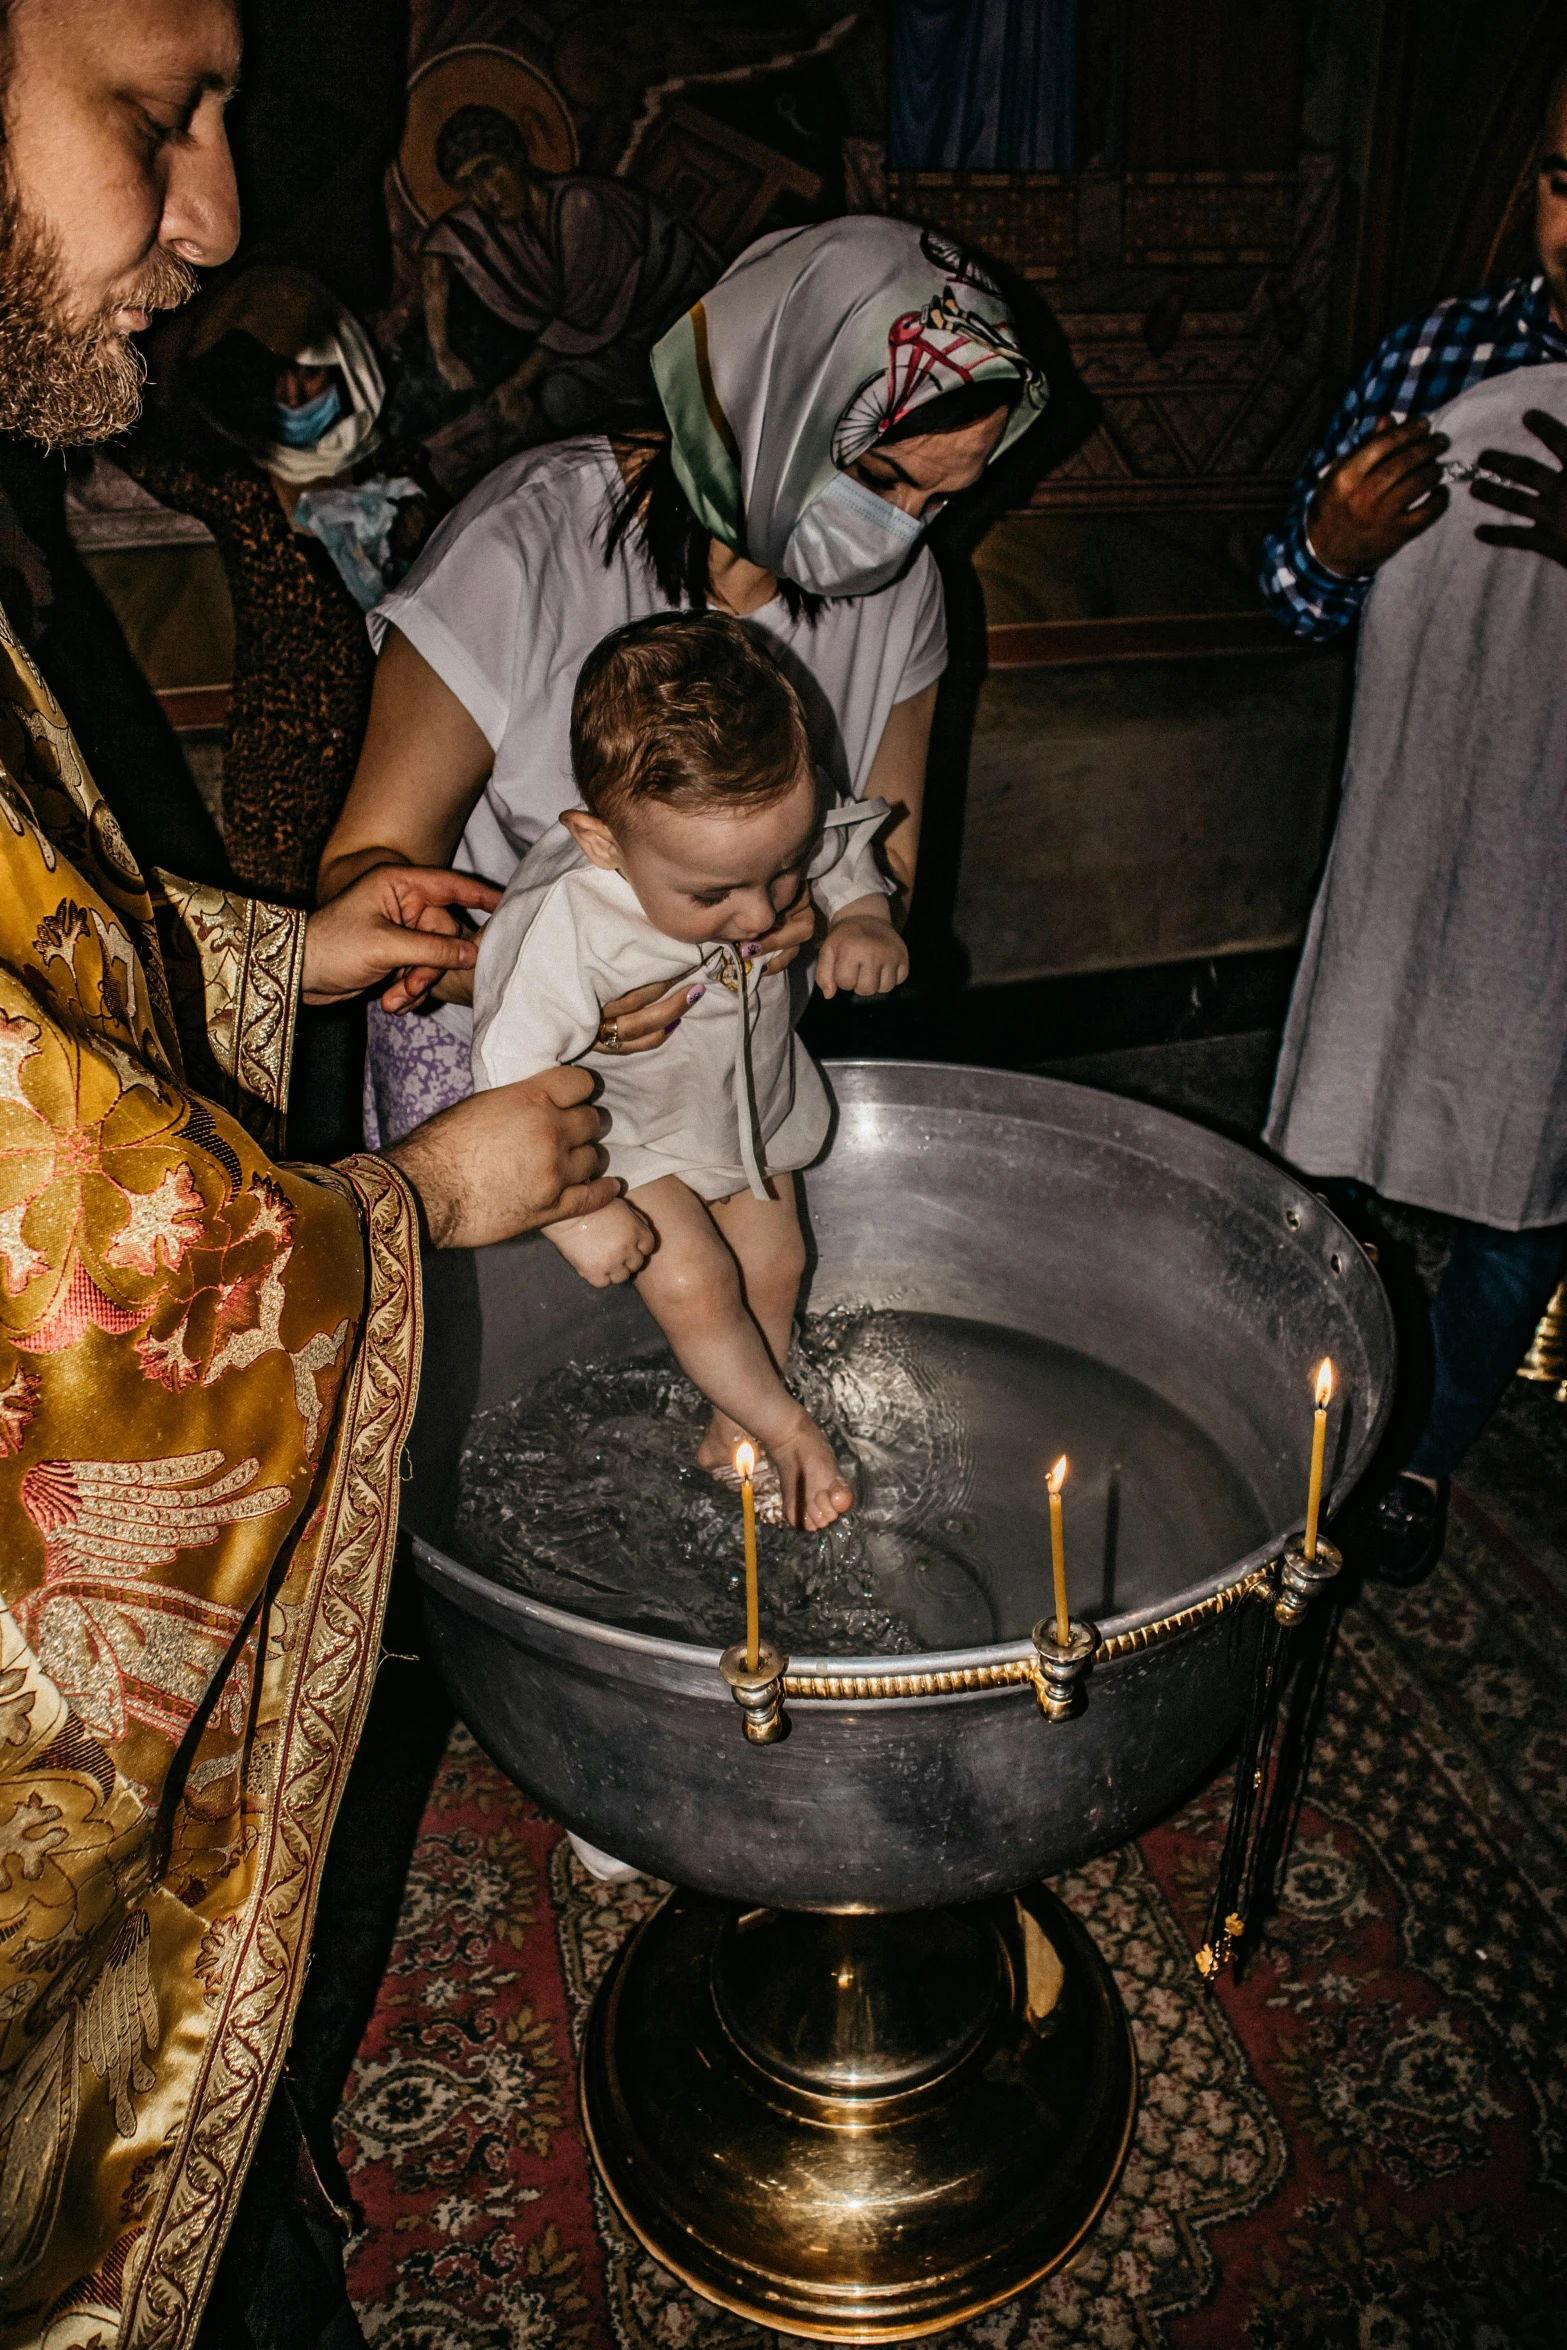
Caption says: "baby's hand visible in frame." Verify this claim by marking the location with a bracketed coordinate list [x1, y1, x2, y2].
[816, 903, 910, 999]
[545, 1198, 655, 1287]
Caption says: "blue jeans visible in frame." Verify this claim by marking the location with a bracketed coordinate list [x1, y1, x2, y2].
[1406, 1218, 1567, 1479]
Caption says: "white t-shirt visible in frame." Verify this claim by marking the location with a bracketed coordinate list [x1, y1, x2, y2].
[368, 435, 948, 888]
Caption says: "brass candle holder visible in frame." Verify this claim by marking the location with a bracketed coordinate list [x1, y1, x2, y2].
[1031, 1616, 1099, 1720]
[719, 1637, 789, 1743]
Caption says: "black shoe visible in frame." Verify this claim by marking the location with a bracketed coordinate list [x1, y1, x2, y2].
[1361, 1473, 1449, 1587]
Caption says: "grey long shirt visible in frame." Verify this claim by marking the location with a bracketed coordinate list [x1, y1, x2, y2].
[1264, 362, 1567, 1230]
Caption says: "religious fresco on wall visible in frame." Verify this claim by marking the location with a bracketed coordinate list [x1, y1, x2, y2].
[878, 0, 1339, 531]
[368, 0, 1347, 597]
[377, 2, 873, 493]
[62, 0, 1380, 690]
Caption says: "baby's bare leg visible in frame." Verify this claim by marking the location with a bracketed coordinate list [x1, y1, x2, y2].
[631, 1176, 851, 1531]
[698, 1179, 807, 1472]
[709, 1177, 805, 1374]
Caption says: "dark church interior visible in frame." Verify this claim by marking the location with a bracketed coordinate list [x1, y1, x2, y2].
[0, 5, 1563, 2347]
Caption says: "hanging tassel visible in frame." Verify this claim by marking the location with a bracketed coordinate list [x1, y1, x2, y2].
[1195, 1538, 1342, 1985]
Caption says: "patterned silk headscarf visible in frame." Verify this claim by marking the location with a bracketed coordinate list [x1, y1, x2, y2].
[650, 217, 1046, 572]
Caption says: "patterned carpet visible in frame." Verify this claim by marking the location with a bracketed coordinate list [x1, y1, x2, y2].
[335, 1390, 1567, 2350]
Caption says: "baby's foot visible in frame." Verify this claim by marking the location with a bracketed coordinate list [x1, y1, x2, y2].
[700, 1419, 785, 1524]
[769, 1410, 855, 1532]
[697, 1407, 749, 1477]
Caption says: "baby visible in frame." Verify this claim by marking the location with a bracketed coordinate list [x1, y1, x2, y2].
[472, 612, 909, 1531]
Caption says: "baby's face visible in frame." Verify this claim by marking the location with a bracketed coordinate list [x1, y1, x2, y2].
[572, 770, 821, 945]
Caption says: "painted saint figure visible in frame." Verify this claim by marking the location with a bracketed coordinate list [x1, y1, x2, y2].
[417, 105, 716, 482]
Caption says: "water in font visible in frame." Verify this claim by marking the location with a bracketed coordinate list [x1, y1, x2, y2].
[455, 1308, 1268, 1657]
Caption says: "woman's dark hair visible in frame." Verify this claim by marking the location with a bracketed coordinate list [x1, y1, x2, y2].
[602, 437, 825, 622]
[876, 377, 1021, 447]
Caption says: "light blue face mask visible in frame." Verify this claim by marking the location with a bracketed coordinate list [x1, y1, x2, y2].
[273, 381, 343, 447]
[779, 468, 928, 596]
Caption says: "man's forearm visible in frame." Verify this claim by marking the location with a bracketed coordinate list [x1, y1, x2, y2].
[375, 1072, 615, 1252]
[383, 1123, 464, 1248]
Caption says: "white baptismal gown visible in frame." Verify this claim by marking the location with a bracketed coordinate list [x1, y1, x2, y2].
[471, 797, 891, 1200]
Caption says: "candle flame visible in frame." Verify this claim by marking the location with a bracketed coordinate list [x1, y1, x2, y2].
[1315, 1359, 1334, 1409]
[734, 1440, 756, 1480]
[1047, 1454, 1068, 1495]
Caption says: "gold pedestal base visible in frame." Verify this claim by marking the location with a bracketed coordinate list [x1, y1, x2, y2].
[1519, 1280, 1567, 1402]
[580, 1887, 1138, 2342]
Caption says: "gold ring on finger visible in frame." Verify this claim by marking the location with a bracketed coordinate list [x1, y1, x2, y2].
[597, 1016, 621, 1052]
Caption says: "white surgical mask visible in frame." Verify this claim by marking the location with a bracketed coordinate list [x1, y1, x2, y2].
[779, 469, 928, 596]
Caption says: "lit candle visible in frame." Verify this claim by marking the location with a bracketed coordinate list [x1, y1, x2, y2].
[1303, 1359, 1333, 1560]
[735, 1440, 760, 1670]
[1048, 1454, 1069, 1646]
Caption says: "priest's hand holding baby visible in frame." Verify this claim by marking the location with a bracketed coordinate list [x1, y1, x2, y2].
[815, 896, 910, 998]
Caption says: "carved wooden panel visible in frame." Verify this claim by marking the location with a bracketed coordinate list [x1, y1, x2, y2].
[1033, 152, 1341, 513]
[1122, 172, 1299, 269]
[883, 169, 1078, 282]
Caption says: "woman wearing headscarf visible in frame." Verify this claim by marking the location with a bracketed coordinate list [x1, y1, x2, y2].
[319, 217, 1048, 1152]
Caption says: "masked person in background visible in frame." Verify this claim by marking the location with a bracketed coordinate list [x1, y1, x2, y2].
[126, 266, 445, 906]
[320, 216, 1049, 1165]
[126, 268, 452, 1158]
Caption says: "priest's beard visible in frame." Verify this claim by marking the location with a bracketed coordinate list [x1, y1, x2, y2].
[0, 175, 197, 447]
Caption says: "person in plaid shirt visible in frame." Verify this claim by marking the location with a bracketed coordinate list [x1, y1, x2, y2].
[1258, 69, 1567, 1589]
[1261, 272, 1567, 637]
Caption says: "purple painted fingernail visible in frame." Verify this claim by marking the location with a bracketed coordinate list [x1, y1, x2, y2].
[686, 983, 705, 1004]
[740, 942, 757, 956]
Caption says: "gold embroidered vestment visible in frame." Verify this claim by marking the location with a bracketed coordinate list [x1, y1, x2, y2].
[0, 612, 422, 2346]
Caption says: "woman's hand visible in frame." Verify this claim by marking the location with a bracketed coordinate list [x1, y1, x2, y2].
[592, 975, 707, 1056]
[816, 902, 909, 998]
[424, 964, 476, 1009]
[303, 865, 501, 1008]
[588, 891, 823, 1058]
[748, 891, 820, 974]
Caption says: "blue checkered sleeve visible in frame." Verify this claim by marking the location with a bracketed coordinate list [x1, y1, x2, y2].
[1258, 279, 1567, 640]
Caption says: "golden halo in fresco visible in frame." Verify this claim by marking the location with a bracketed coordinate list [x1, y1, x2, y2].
[396, 45, 579, 228]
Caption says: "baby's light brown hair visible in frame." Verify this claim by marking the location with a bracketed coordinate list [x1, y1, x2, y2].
[570, 611, 812, 827]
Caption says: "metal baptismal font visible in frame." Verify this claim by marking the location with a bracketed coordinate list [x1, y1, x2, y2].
[415, 1063, 1391, 2339]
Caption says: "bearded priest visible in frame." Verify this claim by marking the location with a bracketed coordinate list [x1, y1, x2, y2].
[0, 5, 622, 2343]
